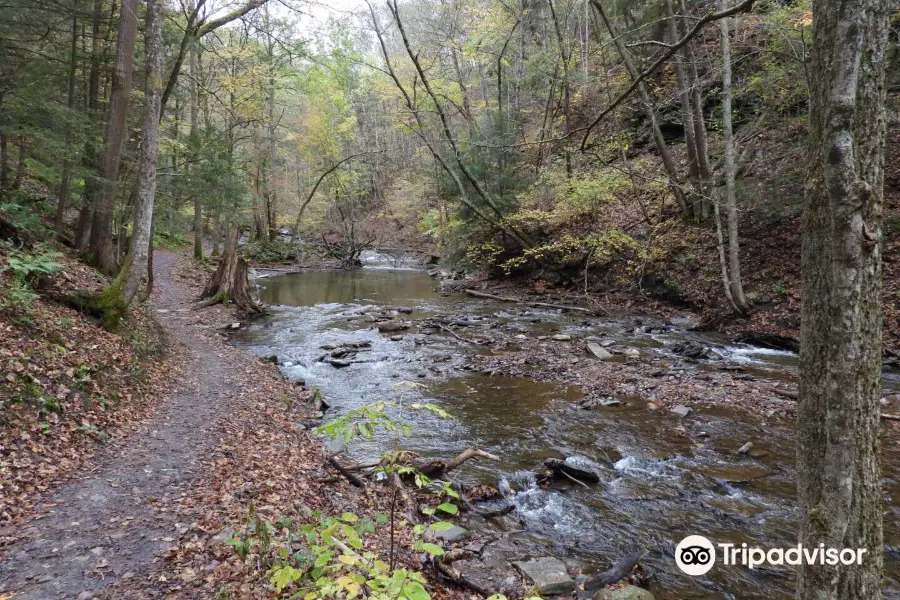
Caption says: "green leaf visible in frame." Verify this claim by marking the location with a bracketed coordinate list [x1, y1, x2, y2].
[340, 512, 358, 523]
[415, 542, 445, 556]
[428, 521, 455, 532]
[436, 503, 458, 515]
[270, 564, 302, 592]
[403, 581, 431, 600]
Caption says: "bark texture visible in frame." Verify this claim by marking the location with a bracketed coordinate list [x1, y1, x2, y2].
[796, 0, 890, 598]
[719, 2, 749, 314]
[120, 0, 164, 306]
[200, 227, 264, 314]
[89, 0, 138, 274]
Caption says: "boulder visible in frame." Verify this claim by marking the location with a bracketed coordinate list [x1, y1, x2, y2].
[669, 315, 700, 330]
[512, 557, 575, 595]
[586, 342, 614, 360]
[672, 340, 720, 360]
[593, 585, 655, 600]
[325, 438, 347, 455]
[426, 524, 470, 543]
[623, 348, 640, 358]
[736, 442, 753, 455]
[377, 320, 410, 333]
[670, 405, 693, 418]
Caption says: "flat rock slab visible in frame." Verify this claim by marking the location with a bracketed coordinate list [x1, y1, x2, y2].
[426, 525, 470, 543]
[670, 404, 693, 417]
[586, 342, 614, 360]
[593, 585, 655, 600]
[512, 557, 575, 595]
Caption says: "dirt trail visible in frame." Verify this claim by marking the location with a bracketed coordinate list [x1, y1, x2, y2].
[0, 250, 241, 599]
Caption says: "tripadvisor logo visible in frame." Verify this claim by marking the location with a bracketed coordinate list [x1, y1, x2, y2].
[676, 535, 716, 576]
[675, 535, 869, 576]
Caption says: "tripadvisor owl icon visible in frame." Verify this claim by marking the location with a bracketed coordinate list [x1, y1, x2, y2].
[676, 535, 716, 576]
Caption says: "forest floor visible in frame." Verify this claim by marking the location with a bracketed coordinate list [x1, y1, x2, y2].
[0, 250, 414, 599]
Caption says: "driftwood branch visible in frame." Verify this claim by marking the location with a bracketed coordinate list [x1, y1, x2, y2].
[439, 324, 476, 344]
[465, 289, 597, 314]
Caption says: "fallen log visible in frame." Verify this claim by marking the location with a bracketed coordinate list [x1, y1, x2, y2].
[438, 324, 476, 344]
[464, 289, 597, 315]
[583, 550, 649, 592]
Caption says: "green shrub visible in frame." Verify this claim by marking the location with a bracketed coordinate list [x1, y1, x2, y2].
[242, 239, 304, 263]
[0, 242, 62, 315]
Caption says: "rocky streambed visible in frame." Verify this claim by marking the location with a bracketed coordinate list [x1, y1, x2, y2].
[231, 261, 900, 600]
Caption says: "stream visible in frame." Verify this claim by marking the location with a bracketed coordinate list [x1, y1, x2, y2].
[233, 255, 900, 600]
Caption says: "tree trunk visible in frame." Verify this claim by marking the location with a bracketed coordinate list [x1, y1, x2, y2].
[0, 130, 8, 190]
[76, 0, 105, 251]
[118, 0, 164, 307]
[55, 5, 80, 235]
[547, 0, 571, 177]
[90, 0, 139, 274]
[13, 135, 26, 189]
[593, 0, 689, 216]
[665, 0, 699, 181]
[200, 226, 264, 314]
[190, 35, 203, 261]
[796, 0, 890, 599]
[265, 12, 278, 241]
[719, 2, 749, 314]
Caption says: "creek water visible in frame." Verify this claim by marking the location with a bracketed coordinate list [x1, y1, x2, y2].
[233, 258, 900, 600]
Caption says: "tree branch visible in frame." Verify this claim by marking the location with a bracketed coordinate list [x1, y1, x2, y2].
[580, 0, 755, 151]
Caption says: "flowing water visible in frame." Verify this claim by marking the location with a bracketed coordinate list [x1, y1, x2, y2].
[235, 258, 900, 600]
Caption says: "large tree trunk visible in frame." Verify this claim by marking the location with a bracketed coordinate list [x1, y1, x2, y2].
[190, 33, 203, 261]
[200, 226, 264, 314]
[117, 0, 164, 307]
[55, 5, 80, 235]
[796, 0, 890, 599]
[76, 0, 105, 251]
[718, 1, 749, 315]
[89, 0, 138, 274]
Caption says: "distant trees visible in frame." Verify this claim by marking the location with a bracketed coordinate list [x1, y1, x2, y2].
[0, 0, 893, 329]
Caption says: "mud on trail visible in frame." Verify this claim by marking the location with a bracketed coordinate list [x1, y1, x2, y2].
[0, 251, 321, 599]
